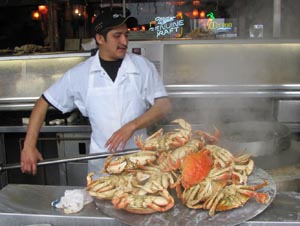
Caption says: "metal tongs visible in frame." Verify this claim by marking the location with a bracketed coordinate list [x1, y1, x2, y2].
[0, 148, 140, 172]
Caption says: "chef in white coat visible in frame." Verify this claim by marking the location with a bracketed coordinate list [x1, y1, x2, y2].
[20, 6, 172, 177]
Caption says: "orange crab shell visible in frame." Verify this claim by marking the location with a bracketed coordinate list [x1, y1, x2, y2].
[181, 149, 213, 189]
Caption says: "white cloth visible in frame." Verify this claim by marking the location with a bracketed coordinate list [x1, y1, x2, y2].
[43, 51, 168, 172]
[51, 189, 93, 214]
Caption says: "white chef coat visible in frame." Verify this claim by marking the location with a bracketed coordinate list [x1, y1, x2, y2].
[43, 51, 168, 176]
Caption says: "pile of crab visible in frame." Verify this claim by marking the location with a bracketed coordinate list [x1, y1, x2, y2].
[86, 119, 271, 216]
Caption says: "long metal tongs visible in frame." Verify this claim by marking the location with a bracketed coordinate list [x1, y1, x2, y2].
[0, 148, 140, 172]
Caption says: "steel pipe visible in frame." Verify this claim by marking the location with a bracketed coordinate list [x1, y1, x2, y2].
[0, 148, 140, 172]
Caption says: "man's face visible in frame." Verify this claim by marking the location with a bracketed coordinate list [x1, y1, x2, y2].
[96, 24, 129, 61]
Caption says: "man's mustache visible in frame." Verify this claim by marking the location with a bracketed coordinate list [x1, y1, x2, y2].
[118, 45, 128, 49]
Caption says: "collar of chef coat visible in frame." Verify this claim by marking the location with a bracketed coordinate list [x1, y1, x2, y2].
[89, 50, 139, 76]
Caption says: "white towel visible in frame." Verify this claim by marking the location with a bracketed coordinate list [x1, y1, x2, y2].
[51, 189, 93, 214]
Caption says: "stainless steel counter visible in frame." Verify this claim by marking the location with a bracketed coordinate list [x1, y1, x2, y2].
[0, 125, 91, 133]
[0, 184, 125, 226]
[166, 84, 300, 98]
[0, 184, 299, 226]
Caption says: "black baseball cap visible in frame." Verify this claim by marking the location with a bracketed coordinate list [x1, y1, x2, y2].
[93, 6, 132, 35]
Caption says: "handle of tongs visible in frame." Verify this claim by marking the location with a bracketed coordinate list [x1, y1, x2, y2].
[0, 148, 140, 172]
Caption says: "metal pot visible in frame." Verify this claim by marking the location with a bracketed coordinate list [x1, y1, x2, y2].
[219, 121, 291, 156]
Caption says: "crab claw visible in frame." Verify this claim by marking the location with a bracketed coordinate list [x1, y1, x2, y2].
[172, 118, 192, 132]
[193, 126, 219, 144]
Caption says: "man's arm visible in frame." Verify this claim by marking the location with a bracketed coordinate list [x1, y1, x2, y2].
[20, 96, 49, 175]
[105, 97, 172, 152]
[130, 97, 172, 131]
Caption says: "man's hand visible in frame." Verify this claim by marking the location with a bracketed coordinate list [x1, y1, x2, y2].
[105, 122, 136, 152]
[20, 96, 48, 175]
[105, 97, 171, 152]
[20, 147, 43, 175]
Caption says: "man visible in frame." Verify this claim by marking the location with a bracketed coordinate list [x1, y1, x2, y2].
[20, 7, 172, 177]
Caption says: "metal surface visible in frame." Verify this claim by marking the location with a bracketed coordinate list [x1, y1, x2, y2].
[0, 53, 89, 110]
[0, 52, 90, 61]
[219, 121, 291, 156]
[0, 184, 127, 226]
[0, 149, 140, 172]
[1, 42, 300, 112]
[273, 0, 281, 38]
[94, 168, 276, 226]
[242, 192, 300, 226]
[0, 184, 300, 225]
[163, 42, 300, 86]
[277, 100, 300, 122]
[0, 125, 92, 133]
[166, 84, 300, 98]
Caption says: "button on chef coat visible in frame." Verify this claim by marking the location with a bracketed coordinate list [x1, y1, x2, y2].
[43, 51, 168, 156]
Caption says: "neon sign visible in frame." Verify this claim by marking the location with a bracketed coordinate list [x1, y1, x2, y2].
[149, 15, 184, 38]
[207, 12, 215, 20]
[206, 12, 233, 31]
